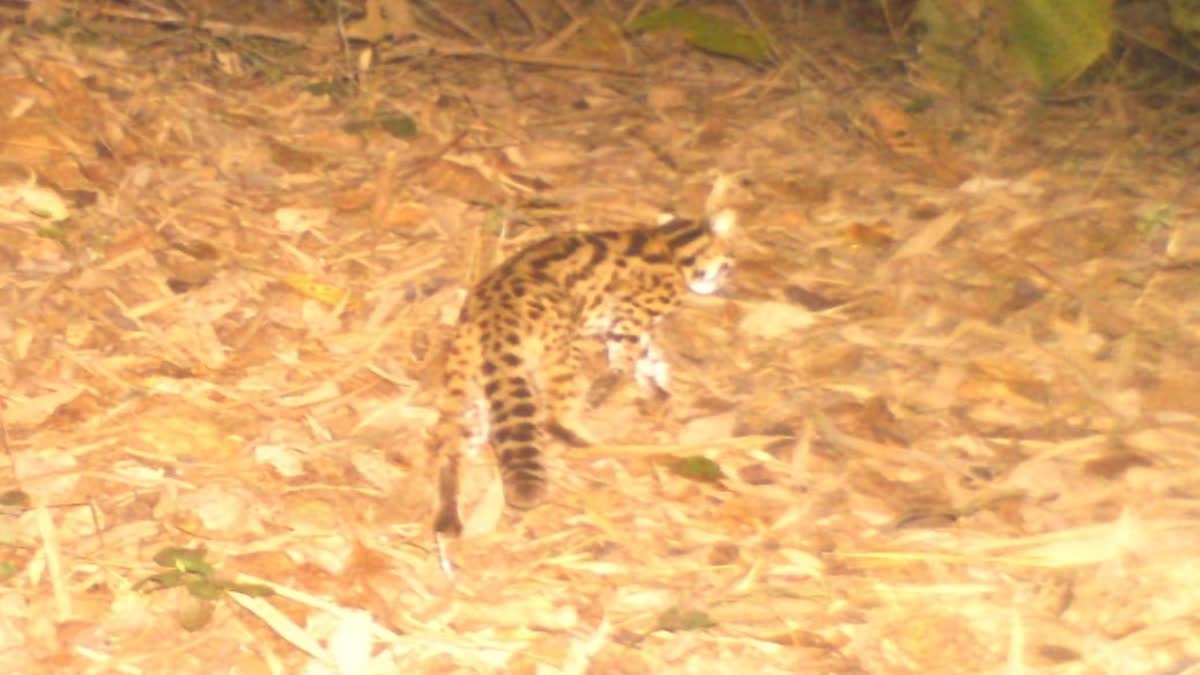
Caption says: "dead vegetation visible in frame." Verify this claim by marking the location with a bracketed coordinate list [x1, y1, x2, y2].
[2, 1, 1200, 673]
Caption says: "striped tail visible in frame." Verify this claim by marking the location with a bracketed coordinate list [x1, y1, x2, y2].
[483, 365, 548, 510]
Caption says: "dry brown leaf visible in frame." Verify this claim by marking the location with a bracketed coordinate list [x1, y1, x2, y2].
[890, 210, 964, 261]
[677, 411, 737, 445]
[421, 159, 506, 203]
[508, 140, 585, 170]
[737, 301, 815, 339]
[132, 416, 237, 461]
[458, 595, 579, 631]
[863, 96, 920, 157]
[862, 95, 975, 184]
[173, 485, 266, 536]
[12, 450, 79, 499]
[562, 14, 629, 63]
[345, 0, 414, 42]
[647, 85, 689, 110]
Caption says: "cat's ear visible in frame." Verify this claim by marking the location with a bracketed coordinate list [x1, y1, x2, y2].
[708, 208, 737, 238]
[705, 172, 735, 214]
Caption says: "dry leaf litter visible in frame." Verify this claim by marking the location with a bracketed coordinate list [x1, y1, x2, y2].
[1, 3, 1199, 674]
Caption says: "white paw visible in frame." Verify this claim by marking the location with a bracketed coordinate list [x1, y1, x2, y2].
[605, 339, 629, 370]
[634, 343, 670, 394]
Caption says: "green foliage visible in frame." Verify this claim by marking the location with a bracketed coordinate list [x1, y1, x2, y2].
[913, 0, 979, 89]
[1168, 0, 1200, 49]
[914, 0, 1117, 93]
[667, 455, 726, 483]
[304, 78, 357, 100]
[136, 547, 274, 631]
[656, 606, 717, 631]
[1136, 204, 1174, 236]
[1008, 0, 1113, 90]
[628, 7, 771, 63]
[377, 114, 419, 138]
[1168, 0, 1200, 33]
[343, 114, 418, 138]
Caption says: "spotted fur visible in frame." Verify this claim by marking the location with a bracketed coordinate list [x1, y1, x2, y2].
[429, 209, 737, 536]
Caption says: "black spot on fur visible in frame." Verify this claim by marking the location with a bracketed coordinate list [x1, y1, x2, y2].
[624, 230, 648, 257]
[586, 239, 608, 267]
[509, 422, 537, 442]
[531, 238, 582, 269]
[667, 226, 705, 250]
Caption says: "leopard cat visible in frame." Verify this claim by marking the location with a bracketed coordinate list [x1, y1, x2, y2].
[428, 208, 737, 536]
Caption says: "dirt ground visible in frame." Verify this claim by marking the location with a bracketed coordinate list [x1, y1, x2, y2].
[2, 2, 1199, 674]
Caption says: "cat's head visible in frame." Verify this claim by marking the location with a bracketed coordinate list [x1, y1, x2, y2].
[665, 209, 736, 295]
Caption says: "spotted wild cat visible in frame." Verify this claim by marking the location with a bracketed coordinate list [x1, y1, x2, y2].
[428, 208, 737, 536]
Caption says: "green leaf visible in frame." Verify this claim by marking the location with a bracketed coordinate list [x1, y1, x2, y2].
[186, 578, 226, 601]
[37, 226, 68, 243]
[1168, 0, 1200, 35]
[667, 455, 725, 483]
[904, 96, 935, 114]
[656, 607, 716, 632]
[378, 114, 418, 138]
[343, 114, 418, 138]
[304, 78, 356, 99]
[1136, 204, 1173, 235]
[1008, 0, 1113, 90]
[912, 0, 974, 89]
[628, 8, 770, 63]
[152, 547, 214, 577]
[179, 597, 216, 632]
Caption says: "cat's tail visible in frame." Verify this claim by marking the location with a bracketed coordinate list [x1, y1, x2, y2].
[483, 364, 548, 510]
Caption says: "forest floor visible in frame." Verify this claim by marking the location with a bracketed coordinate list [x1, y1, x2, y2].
[2, 2, 1199, 674]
